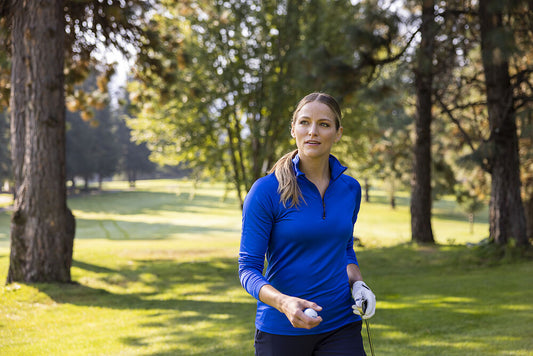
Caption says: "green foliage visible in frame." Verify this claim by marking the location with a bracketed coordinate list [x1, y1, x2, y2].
[351, 62, 413, 199]
[0, 0, 152, 112]
[61, 0, 153, 123]
[128, 0, 406, 196]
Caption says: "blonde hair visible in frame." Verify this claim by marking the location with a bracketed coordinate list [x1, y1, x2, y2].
[269, 92, 342, 208]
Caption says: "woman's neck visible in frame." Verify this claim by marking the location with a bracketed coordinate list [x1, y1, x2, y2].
[299, 156, 331, 195]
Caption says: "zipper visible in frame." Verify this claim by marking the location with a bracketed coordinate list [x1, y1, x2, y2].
[311, 179, 328, 220]
[322, 196, 326, 220]
[296, 158, 346, 221]
[303, 177, 331, 220]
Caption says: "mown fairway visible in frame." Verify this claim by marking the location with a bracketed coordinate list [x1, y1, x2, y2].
[0, 179, 532, 355]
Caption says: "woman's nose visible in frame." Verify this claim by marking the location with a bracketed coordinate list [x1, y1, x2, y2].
[308, 123, 318, 136]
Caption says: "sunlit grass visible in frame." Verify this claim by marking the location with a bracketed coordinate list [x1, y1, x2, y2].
[0, 179, 531, 355]
[0, 193, 12, 207]
[356, 189, 488, 247]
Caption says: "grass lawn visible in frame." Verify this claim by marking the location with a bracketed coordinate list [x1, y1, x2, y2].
[0, 179, 532, 355]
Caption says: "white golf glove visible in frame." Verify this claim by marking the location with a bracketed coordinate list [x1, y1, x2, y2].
[351, 281, 376, 319]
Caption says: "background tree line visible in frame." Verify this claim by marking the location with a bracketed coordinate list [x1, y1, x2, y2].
[0, 0, 531, 283]
[127, 0, 532, 246]
[0, 73, 156, 192]
[65, 71, 156, 191]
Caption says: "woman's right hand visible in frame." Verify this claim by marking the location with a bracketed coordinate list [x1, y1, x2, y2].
[279, 296, 323, 329]
[259, 284, 323, 329]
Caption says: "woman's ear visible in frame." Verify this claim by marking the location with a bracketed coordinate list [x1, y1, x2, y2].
[335, 126, 343, 142]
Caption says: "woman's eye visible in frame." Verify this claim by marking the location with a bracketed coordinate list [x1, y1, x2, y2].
[320, 123, 330, 127]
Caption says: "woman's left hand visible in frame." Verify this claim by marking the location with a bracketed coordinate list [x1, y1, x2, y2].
[351, 281, 376, 319]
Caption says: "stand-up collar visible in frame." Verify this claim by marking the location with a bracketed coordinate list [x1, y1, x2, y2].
[292, 154, 347, 181]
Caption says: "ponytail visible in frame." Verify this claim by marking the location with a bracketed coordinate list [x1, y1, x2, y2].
[268, 149, 303, 208]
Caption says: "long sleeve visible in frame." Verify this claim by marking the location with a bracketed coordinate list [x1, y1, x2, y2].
[346, 178, 362, 266]
[238, 177, 276, 300]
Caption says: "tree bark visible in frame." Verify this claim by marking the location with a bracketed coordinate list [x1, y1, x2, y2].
[411, 0, 435, 244]
[7, 0, 76, 283]
[525, 198, 533, 242]
[225, 115, 244, 209]
[479, 0, 528, 246]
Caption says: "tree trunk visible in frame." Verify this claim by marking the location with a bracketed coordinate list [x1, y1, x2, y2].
[225, 112, 245, 209]
[411, 0, 435, 244]
[8, 0, 27, 278]
[364, 178, 370, 203]
[479, 0, 528, 246]
[128, 170, 137, 188]
[525, 198, 533, 242]
[70, 178, 76, 192]
[7, 0, 75, 283]
[389, 178, 396, 209]
[232, 106, 249, 192]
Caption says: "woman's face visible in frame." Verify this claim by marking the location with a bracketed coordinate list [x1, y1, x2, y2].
[291, 101, 342, 161]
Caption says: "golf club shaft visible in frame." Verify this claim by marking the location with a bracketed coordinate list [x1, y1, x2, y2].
[364, 319, 375, 356]
[358, 299, 375, 356]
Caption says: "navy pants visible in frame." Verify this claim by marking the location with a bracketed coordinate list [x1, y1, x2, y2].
[254, 321, 367, 356]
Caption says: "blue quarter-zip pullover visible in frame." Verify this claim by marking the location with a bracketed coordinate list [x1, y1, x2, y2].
[239, 154, 362, 335]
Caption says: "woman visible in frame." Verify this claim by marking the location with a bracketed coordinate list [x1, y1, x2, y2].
[239, 92, 376, 355]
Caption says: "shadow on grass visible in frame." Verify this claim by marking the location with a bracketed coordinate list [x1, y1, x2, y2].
[68, 190, 240, 216]
[39, 257, 256, 355]
[74, 218, 239, 240]
[432, 209, 489, 224]
[72, 260, 116, 274]
[64, 189, 242, 241]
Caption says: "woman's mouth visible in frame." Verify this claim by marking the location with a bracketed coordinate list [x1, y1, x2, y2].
[305, 140, 320, 145]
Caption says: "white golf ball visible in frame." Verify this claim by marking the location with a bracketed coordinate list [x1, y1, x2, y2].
[304, 308, 318, 318]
